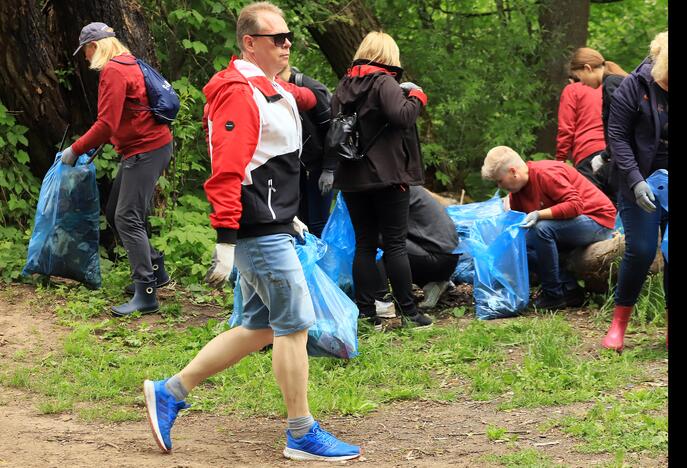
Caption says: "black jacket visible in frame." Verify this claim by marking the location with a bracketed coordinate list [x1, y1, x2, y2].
[330, 60, 426, 192]
[288, 69, 336, 172]
[405, 186, 459, 256]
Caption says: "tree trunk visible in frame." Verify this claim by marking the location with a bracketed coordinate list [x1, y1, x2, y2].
[534, 0, 590, 156]
[564, 234, 664, 293]
[0, 0, 156, 177]
[291, 0, 383, 78]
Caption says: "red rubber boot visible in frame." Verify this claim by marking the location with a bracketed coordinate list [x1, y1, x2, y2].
[601, 305, 633, 352]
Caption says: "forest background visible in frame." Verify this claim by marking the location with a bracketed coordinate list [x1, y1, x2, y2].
[0, 0, 668, 284]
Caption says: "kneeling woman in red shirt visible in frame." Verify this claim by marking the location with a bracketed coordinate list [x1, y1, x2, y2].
[61, 23, 173, 316]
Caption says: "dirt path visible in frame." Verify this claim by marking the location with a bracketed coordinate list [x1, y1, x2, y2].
[0, 285, 667, 467]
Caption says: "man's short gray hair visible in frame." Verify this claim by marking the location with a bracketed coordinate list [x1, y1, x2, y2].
[236, 1, 285, 52]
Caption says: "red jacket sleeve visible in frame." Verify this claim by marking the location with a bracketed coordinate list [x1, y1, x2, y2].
[278, 79, 316, 112]
[542, 168, 584, 219]
[203, 85, 260, 243]
[72, 66, 127, 155]
[555, 84, 577, 162]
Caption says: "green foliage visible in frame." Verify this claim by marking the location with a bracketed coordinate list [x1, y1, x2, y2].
[588, 0, 669, 72]
[149, 193, 216, 285]
[0, 102, 39, 229]
[483, 448, 558, 467]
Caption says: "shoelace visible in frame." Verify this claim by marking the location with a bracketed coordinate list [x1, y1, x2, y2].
[312, 426, 338, 448]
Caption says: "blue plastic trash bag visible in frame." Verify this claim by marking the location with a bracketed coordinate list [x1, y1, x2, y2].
[318, 192, 355, 295]
[646, 169, 668, 261]
[229, 232, 359, 359]
[23, 153, 101, 289]
[464, 211, 529, 320]
[445, 193, 505, 283]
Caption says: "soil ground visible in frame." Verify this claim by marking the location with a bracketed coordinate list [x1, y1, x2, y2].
[0, 284, 668, 467]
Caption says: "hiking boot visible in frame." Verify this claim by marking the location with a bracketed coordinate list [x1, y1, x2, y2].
[419, 281, 451, 309]
[112, 281, 159, 316]
[283, 421, 361, 461]
[143, 379, 191, 453]
[375, 300, 396, 318]
[533, 291, 567, 310]
[563, 286, 585, 308]
[125, 255, 170, 295]
[403, 312, 433, 328]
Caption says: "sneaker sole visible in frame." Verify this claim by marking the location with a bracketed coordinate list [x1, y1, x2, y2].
[143, 380, 171, 453]
[283, 447, 361, 462]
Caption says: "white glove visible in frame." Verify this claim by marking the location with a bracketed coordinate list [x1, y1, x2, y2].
[292, 216, 309, 241]
[520, 211, 540, 229]
[205, 243, 236, 288]
[60, 146, 77, 166]
[400, 82, 422, 93]
[633, 181, 656, 213]
[590, 154, 605, 174]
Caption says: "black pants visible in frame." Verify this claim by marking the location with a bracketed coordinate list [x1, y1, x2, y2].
[343, 186, 417, 317]
[105, 142, 173, 284]
[298, 167, 333, 238]
[576, 152, 617, 205]
[375, 250, 459, 299]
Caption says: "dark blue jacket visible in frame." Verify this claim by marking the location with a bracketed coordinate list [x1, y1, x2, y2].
[607, 58, 664, 200]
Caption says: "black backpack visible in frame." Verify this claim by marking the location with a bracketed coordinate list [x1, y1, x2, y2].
[325, 103, 388, 161]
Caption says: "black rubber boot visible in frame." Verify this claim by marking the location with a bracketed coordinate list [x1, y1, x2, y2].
[125, 255, 170, 295]
[112, 281, 160, 316]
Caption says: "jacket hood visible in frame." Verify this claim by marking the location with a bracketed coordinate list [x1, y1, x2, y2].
[335, 60, 404, 107]
[203, 56, 249, 103]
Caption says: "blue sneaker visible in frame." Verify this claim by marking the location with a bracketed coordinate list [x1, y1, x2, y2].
[143, 379, 190, 453]
[283, 421, 361, 461]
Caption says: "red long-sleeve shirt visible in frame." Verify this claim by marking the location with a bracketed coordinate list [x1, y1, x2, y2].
[71, 53, 172, 158]
[555, 82, 606, 165]
[510, 160, 616, 229]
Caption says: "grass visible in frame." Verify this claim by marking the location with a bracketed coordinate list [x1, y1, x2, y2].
[482, 448, 560, 467]
[0, 259, 668, 459]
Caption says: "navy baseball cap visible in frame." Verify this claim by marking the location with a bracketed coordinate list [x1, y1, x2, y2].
[73, 22, 116, 56]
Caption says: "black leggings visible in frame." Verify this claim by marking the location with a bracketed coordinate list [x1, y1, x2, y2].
[343, 187, 417, 317]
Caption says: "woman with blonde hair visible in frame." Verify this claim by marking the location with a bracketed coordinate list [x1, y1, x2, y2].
[330, 31, 432, 327]
[602, 31, 668, 351]
[61, 22, 174, 316]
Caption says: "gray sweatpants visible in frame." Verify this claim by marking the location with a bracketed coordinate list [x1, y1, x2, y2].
[105, 142, 173, 284]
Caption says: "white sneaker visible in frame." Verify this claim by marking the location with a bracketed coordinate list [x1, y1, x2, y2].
[419, 281, 451, 309]
[375, 300, 396, 318]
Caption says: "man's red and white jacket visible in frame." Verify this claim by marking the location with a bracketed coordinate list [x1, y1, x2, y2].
[202, 57, 316, 244]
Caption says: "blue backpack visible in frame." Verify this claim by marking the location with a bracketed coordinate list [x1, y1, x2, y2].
[111, 57, 180, 124]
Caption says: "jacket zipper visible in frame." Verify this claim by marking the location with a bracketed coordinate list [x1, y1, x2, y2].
[267, 179, 277, 219]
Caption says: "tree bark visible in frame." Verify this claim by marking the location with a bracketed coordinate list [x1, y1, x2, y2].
[292, 0, 383, 78]
[534, 0, 590, 156]
[0, 0, 156, 177]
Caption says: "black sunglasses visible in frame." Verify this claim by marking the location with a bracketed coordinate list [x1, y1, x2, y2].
[250, 31, 294, 47]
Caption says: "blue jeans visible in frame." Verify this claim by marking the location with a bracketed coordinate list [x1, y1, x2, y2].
[234, 233, 316, 336]
[527, 216, 613, 297]
[615, 192, 669, 306]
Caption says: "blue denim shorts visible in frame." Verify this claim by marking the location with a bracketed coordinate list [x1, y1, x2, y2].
[234, 233, 315, 336]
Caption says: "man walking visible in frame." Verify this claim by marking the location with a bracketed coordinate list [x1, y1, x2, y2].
[142, 2, 361, 461]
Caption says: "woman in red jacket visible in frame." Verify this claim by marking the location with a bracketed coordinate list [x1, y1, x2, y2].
[60, 23, 173, 316]
[556, 48, 627, 196]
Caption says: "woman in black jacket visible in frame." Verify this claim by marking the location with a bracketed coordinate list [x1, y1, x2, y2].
[331, 31, 431, 327]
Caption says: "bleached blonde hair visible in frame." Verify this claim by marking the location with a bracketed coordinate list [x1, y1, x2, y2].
[649, 31, 668, 84]
[353, 31, 401, 67]
[481, 146, 526, 180]
[89, 35, 131, 71]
